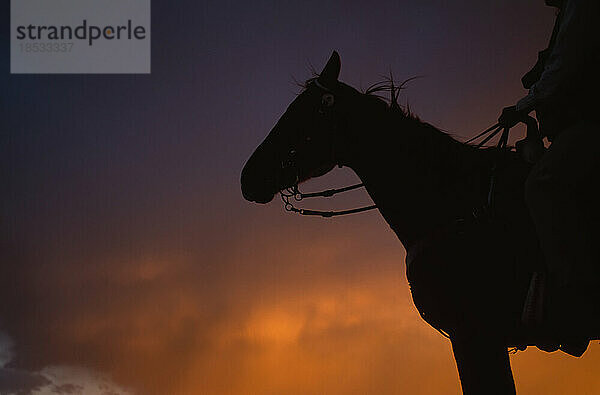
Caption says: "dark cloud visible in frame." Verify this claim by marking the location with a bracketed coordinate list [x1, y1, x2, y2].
[51, 383, 83, 394]
[0, 364, 132, 395]
[0, 368, 51, 395]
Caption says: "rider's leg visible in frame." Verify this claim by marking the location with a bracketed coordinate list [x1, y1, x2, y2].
[524, 120, 600, 335]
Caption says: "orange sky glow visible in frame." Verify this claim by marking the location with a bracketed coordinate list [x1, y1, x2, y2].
[2, 2, 599, 394]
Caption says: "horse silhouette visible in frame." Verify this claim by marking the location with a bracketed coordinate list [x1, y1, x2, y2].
[240, 51, 599, 394]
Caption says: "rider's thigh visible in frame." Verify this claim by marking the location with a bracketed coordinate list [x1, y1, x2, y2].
[524, 120, 600, 287]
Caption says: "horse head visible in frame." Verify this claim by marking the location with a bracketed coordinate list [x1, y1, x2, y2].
[241, 51, 360, 204]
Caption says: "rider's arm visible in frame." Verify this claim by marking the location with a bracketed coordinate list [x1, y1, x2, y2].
[516, 0, 600, 113]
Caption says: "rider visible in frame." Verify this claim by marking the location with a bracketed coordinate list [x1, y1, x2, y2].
[499, 0, 600, 341]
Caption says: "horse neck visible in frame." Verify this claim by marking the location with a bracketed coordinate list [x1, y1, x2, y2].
[341, 102, 487, 246]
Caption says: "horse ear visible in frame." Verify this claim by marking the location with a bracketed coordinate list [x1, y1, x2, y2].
[318, 51, 341, 85]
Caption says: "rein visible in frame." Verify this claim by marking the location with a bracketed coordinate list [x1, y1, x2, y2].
[465, 122, 511, 149]
[278, 75, 532, 219]
[280, 183, 376, 217]
[279, 121, 518, 218]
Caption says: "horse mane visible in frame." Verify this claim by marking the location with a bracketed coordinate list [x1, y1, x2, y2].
[356, 79, 500, 203]
[298, 74, 483, 152]
[362, 79, 473, 152]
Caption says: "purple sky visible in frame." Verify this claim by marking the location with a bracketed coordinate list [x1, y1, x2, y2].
[5, 1, 598, 394]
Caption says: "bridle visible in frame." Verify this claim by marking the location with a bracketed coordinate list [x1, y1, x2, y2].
[276, 80, 526, 219]
[276, 79, 377, 218]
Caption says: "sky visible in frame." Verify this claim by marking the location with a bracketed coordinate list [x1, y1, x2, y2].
[1, 0, 599, 394]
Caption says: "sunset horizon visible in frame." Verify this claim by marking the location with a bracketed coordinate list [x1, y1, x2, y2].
[2, 1, 599, 394]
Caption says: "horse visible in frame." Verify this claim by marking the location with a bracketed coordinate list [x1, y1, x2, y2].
[240, 51, 598, 394]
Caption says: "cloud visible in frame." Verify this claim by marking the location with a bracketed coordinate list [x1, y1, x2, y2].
[0, 332, 131, 395]
[48, 383, 83, 394]
[1, 332, 50, 395]
[0, 331, 14, 368]
[0, 365, 131, 395]
[1, 205, 599, 394]
[0, 368, 51, 395]
[34, 365, 132, 395]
